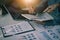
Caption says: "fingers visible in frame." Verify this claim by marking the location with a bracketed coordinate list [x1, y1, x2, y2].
[43, 3, 59, 13]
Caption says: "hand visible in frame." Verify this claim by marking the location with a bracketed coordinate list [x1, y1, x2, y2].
[43, 3, 59, 13]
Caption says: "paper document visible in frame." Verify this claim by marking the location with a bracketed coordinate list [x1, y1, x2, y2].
[1, 21, 35, 37]
[21, 13, 54, 21]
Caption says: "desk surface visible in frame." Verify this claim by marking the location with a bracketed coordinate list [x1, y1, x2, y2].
[0, 14, 60, 40]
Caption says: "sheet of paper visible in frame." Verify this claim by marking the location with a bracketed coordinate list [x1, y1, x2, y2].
[1, 21, 34, 37]
[21, 12, 54, 21]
